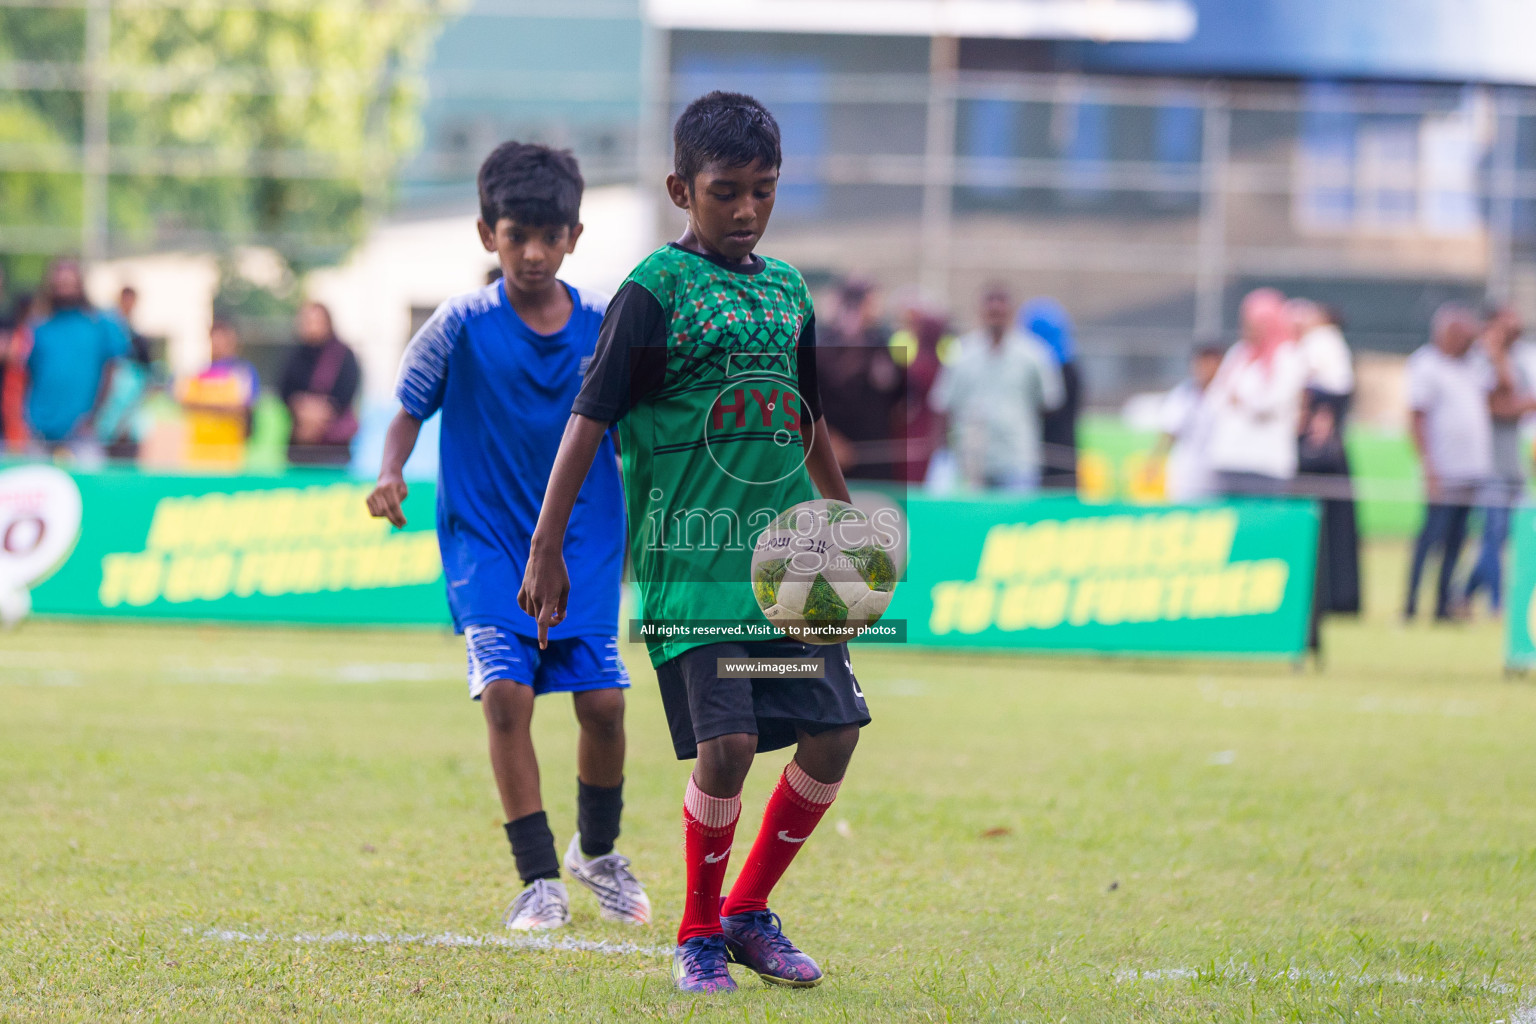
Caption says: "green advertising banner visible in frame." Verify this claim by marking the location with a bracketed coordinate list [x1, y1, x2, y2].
[888, 496, 1320, 658]
[29, 470, 450, 626]
[1503, 508, 1536, 667]
[26, 471, 1318, 659]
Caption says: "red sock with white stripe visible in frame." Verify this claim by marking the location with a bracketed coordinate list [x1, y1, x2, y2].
[677, 775, 741, 944]
[721, 760, 841, 917]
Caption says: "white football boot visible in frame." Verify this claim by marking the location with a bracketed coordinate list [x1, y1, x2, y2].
[502, 877, 571, 931]
[563, 833, 652, 925]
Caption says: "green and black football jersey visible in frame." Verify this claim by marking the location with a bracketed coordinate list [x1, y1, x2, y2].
[573, 243, 822, 667]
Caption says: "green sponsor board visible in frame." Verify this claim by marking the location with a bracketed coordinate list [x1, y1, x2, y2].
[888, 495, 1319, 658]
[1504, 508, 1536, 667]
[30, 471, 1317, 659]
[29, 470, 450, 626]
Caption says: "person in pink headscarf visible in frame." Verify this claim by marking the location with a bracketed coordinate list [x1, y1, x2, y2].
[1203, 288, 1309, 496]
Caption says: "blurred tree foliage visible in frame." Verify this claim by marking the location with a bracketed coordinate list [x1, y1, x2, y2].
[0, 1, 455, 287]
[0, 5, 86, 285]
[0, 103, 82, 286]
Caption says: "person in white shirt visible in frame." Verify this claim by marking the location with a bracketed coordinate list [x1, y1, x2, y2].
[1205, 288, 1308, 496]
[930, 284, 1064, 492]
[1294, 300, 1355, 397]
[1404, 303, 1492, 621]
[1290, 299, 1361, 615]
[1150, 344, 1224, 502]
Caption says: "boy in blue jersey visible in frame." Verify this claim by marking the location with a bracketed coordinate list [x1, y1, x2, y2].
[366, 142, 648, 931]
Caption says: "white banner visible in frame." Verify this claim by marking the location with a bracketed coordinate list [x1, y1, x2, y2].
[646, 0, 1196, 41]
[0, 465, 84, 623]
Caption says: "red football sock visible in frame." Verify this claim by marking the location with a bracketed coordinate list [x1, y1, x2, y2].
[677, 775, 741, 944]
[722, 760, 841, 917]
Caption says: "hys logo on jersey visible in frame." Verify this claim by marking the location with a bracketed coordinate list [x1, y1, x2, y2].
[702, 377, 814, 486]
[709, 387, 803, 434]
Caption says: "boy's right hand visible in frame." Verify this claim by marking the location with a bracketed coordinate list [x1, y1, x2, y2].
[519, 538, 569, 649]
[367, 474, 410, 527]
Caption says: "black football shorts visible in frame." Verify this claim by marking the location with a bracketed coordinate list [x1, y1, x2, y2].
[655, 639, 872, 760]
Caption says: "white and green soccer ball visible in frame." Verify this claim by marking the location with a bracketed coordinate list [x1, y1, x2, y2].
[750, 498, 899, 644]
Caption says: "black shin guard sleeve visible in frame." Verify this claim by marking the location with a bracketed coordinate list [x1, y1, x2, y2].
[504, 811, 560, 884]
[576, 778, 623, 858]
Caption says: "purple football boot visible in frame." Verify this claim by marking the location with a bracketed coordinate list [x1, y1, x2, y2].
[719, 905, 824, 987]
[672, 934, 737, 994]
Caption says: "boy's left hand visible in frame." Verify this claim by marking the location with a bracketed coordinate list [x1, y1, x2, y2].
[519, 539, 569, 648]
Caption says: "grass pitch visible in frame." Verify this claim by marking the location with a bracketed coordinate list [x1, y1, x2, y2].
[5, 546, 1536, 1022]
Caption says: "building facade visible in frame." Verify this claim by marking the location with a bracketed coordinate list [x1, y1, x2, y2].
[626, 0, 1536, 399]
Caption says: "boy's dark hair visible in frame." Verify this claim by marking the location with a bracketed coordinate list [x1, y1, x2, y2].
[672, 91, 782, 185]
[478, 141, 583, 229]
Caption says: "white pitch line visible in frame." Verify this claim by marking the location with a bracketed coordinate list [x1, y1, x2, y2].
[1115, 964, 1516, 996]
[191, 926, 671, 957]
[192, 935, 1530, 1005]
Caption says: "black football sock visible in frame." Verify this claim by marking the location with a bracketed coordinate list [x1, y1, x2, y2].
[504, 811, 560, 884]
[576, 778, 624, 859]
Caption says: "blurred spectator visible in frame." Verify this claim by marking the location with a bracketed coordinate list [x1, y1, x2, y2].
[1149, 343, 1224, 502]
[818, 277, 904, 480]
[930, 283, 1064, 492]
[1292, 299, 1361, 615]
[1206, 288, 1307, 497]
[1019, 298, 1082, 490]
[888, 297, 952, 482]
[1296, 300, 1354, 398]
[98, 284, 157, 458]
[1, 290, 29, 450]
[179, 319, 260, 467]
[114, 286, 153, 366]
[1404, 303, 1490, 622]
[25, 259, 129, 458]
[1463, 305, 1536, 613]
[888, 293, 956, 367]
[0, 267, 12, 436]
[279, 301, 360, 466]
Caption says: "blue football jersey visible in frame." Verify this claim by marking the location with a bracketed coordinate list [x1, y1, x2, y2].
[395, 279, 625, 639]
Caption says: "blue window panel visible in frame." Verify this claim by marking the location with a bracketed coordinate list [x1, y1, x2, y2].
[1063, 101, 1110, 200]
[1513, 199, 1536, 245]
[1298, 80, 1358, 228]
[960, 98, 1018, 196]
[1155, 104, 1201, 166]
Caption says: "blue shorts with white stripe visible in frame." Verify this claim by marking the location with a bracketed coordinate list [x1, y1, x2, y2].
[463, 625, 629, 700]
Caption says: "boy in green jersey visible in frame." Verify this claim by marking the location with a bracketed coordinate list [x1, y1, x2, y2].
[520, 92, 869, 993]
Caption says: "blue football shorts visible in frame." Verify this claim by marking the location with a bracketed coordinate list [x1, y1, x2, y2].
[463, 625, 629, 701]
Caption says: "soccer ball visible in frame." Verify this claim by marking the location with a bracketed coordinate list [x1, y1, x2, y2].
[751, 498, 899, 644]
